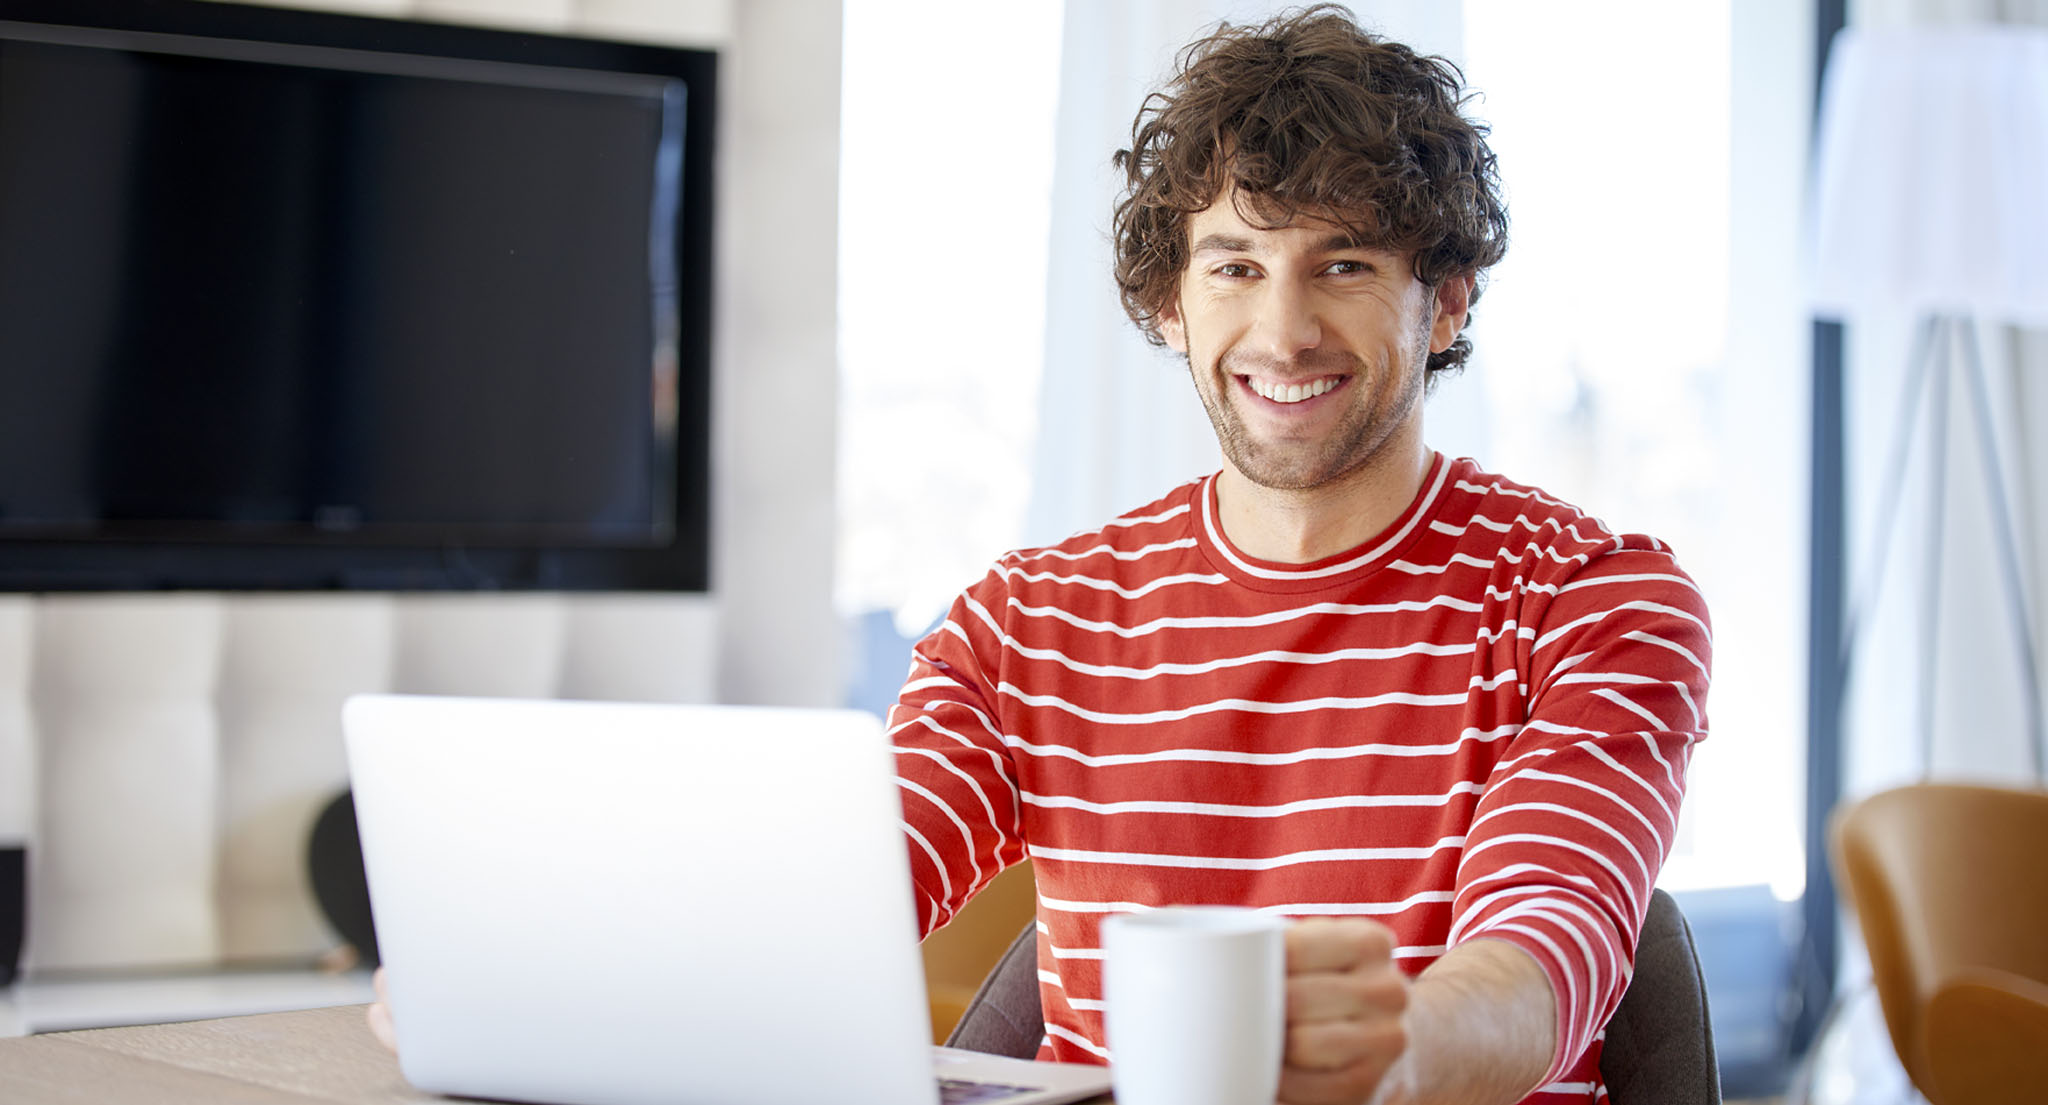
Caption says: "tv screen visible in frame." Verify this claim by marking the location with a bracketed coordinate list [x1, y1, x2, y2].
[0, 0, 714, 590]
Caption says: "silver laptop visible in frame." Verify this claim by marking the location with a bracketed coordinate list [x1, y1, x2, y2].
[342, 693, 1111, 1105]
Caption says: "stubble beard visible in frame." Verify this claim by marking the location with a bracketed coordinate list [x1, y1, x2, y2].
[1191, 319, 1432, 493]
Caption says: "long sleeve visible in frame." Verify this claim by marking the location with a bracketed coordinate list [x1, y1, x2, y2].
[1446, 539, 1711, 1086]
[888, 570, 1030, 936]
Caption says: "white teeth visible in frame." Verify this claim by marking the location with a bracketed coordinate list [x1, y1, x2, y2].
[1251, 376, 1338, 403]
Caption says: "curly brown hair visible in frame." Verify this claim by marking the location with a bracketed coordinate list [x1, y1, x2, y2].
[1113, 4, 1508, 381]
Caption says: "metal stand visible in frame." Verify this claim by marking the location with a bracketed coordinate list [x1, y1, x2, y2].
[1839, 315, 2046, 781]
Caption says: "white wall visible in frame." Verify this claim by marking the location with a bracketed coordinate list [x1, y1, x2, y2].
[712, 0, 845, 707]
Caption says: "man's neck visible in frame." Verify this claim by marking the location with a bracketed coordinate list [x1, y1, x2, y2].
[1214, 438, 1434, 565]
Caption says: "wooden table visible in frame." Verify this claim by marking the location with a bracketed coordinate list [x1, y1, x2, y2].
[0, 1004, 438, 1104]
[0, 1004, 1116, 1104]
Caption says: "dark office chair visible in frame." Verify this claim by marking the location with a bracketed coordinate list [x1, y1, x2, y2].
[947, 888, 1720, 1105]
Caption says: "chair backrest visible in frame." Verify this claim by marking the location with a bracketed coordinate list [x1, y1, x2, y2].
[1602, 888, 1721, 1105]
[1830, 783, 2048, 1101]
[946, 888, 1719, 1105]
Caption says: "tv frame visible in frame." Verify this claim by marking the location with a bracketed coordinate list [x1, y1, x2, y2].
[0, 0, 716, 592]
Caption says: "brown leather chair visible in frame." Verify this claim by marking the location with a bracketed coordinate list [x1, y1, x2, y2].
[947, 888, 1719, 1105]
[1830, 783, 2048, 1105]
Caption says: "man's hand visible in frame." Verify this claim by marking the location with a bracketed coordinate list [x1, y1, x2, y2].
[1279, 919, 1411, 1105]
[366, 966, 398, 1053]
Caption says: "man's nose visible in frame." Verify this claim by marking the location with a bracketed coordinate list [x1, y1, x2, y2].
[1249, 281, 1323, 358]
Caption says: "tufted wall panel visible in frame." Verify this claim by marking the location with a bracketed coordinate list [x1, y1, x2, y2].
[32, 598, 225, 971]
[11, 593, 717, 973]
[215, 598, 397, 962]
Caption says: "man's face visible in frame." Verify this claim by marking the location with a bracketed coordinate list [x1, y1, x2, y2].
[1158, 192, 1471, 493]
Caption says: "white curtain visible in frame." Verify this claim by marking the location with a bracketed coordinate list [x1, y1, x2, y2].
[1023, 0, 1471, 547]
[1840, 0, 2048, 793]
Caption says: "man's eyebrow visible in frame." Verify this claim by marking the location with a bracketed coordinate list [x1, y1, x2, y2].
[1190, 233, 1254, 254]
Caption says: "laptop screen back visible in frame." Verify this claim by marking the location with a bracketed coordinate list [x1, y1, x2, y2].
[343, 694, 937, 1105]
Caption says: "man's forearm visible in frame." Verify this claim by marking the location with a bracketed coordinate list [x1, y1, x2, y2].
[1369, 938, 1556, 1105]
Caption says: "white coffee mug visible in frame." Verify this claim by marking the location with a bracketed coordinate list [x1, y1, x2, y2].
[1100, 906, 1287, 1105]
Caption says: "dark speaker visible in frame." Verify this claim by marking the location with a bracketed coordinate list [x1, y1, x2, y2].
[0, 845, 23, 987]
[307, 792, 378, 967]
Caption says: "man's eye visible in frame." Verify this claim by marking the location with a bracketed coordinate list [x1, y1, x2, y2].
[1216, 263, 1256, 279]
[1327, 260, 1373, 275]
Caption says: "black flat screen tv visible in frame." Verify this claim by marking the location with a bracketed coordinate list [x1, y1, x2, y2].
[0, 0, 714, 590]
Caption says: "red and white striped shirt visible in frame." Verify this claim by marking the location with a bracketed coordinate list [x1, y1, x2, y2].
[889, 453, 1710, 1103]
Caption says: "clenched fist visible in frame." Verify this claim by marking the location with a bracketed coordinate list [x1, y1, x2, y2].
[1280, 919, 1411, 1105]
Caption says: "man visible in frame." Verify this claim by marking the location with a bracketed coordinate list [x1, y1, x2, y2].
[889, 7, 1708, 1105]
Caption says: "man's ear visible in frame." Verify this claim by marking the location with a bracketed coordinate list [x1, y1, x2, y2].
[1158, 295, 1188, 354]
[1429, 273, 1476, 354]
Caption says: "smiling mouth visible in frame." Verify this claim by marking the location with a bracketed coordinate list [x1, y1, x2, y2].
[1243, 374, 1346, 404]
